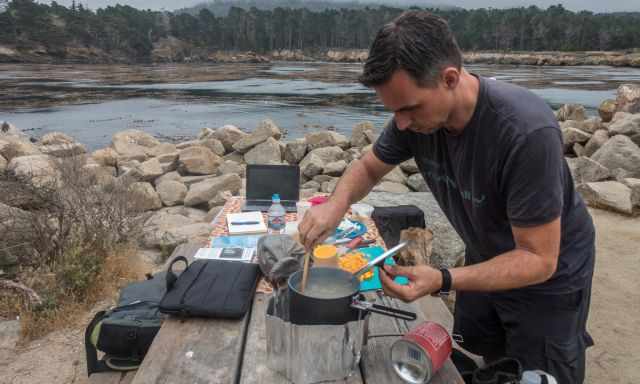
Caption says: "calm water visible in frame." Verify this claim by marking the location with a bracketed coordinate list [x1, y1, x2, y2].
[1, 62, 639, 150]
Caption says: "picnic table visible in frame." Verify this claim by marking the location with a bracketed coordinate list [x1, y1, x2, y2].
[90, 198, 464, 384]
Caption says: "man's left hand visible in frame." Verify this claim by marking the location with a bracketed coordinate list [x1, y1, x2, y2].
[378, 264, 443, 302]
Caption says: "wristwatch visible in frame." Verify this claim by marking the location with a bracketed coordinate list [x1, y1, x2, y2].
[437, 268, 452, 297]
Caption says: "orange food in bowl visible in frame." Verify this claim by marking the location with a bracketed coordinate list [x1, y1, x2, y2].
[313, 245, 338, 267]
[339, 251, 374, 281]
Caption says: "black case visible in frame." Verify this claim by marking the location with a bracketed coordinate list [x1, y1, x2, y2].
[159, 257, 260, 319]
[371, 205, 426, 248]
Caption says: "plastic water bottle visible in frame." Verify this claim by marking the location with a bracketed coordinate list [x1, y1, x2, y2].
[267, 193, 286, 234]
[520, 370, 558, 384]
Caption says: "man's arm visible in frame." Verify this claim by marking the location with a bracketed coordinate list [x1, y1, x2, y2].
[379, 217, 561, 301]
[298, 151, 394, 249]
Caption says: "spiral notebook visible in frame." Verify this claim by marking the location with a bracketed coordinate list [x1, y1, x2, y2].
[226, 211, 267, 235]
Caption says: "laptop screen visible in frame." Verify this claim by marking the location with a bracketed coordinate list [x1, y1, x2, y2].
[246, 164, 300, 202]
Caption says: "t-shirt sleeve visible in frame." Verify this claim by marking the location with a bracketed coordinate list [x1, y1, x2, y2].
[372, 119, 413, 165]
[502, 127, 564, 227]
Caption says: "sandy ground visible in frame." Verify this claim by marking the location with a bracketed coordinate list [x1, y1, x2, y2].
[0, 207, 638, 384]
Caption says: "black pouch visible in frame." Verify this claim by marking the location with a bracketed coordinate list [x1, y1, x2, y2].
[371, 205, 426, 248]
[159, 256, 260, 319]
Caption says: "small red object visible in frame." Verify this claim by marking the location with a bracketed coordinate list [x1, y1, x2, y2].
[308, 196, 328, 206]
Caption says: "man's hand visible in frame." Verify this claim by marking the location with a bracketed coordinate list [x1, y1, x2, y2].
[379, 264, 443, 302]
[298, 200, 347, 250]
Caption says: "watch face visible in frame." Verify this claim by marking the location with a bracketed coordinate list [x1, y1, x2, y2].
[220, 248, 244, 259]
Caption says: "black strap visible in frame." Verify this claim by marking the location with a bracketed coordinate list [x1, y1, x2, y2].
[165, 256, 189, 291]
[438, 268, 452, 297]
[85, 310, 110, 376]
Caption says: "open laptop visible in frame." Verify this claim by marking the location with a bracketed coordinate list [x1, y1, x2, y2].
[243, 164, 300, 212]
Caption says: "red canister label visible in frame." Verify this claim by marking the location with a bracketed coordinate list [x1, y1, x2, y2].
[402, 321, 452, 375]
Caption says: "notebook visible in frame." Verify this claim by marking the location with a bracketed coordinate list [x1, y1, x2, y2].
[194, 247, 255, 263]
[227, 211, 267, 235]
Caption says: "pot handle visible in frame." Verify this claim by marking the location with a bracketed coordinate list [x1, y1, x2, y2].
[351, 299, 417, 321]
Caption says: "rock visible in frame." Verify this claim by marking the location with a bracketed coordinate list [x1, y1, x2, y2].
[0, 121, 25, 137]
[623, 178, 640, 209]
[205, 206, 223, 223]
[111, 130, 160, 161]
[279, 141, 287, 161]
[284, 139, 308, 164]
[608, 113, 640, 136]
[92, 148, 118, 167]
[198, 138, 226, 157]
[577, 181, 633, 215]
[591, 135, 640, 178]
[598, 99, 617, 122]
[129, 182, 162, 211]
[156, 180, 187, 206]
[373, 181, 410, 193]
[556, 103, 587, 122]
[198, 127, 216, 140]
[313, 174, 334, 184]
[232, 119, 281, 153]
[0, 136, 41, 161]
[223, 151, 245, 164]
[142, 208, 211, 249]
[382, 167, 407, 185]
[584, 129, 609, 157]
[305, 131, 350, 150]
[178, 146, 222, 175]
[244, 137, 282, 164]
[0, 155, 6, 172]
[321, 178, 339, 193]
[580, 117, 604, 134]
[361, 192, 465, 268]
[155, 171, 181, 186]
[400, 159, 419, 174]
[301, 180, 321, 192]
[0, 320, 20, 363]
[117, 160, 140, 177]
[615, 83, 640, 114]
[351, 121, 376, 148]
[323, 160, 347, 176]
[184, 173, 242, 207]
[566, 157, 610, 184]
[39, 142, 86, 157]
[218, 160, 245, 176]
[146, 142, 177, 158]
[181, 175, 215, 187]
[156, 151, 179, 173]
[299, 146, 344, 178]
[208, 190, 233, 209]
[134, 157, 164, 182]
[7, 155, 57, 186]
[40, 132, 75, 145]
[342, 148, 361, 163]
[407, 173, 429, 192]
[573, 143, 586, 157]
[561, 127, 592, 148]
[161, 206, 208, 222]
[362, 144, 373, 154]
[213, 125, 249, 153]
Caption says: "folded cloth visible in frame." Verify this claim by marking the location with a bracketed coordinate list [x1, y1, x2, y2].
[257, 235, 306, 287]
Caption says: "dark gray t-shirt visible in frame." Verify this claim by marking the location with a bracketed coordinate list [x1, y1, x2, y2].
[373, 76, 595, 294]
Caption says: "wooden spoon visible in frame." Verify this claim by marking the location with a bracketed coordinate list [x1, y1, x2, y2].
[300, 250, 311, 293]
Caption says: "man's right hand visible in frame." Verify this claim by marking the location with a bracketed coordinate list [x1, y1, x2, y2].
[298, 200, 347, 250]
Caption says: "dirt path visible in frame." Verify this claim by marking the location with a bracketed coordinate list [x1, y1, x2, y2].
[1, 208, 638, 383]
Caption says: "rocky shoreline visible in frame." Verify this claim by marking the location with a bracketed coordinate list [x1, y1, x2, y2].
[1, 83, 639, 271]
[2, 43, 640, 68]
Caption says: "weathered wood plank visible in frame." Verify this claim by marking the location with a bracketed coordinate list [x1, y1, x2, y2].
[361, 294, 464, 384]
[239, 293, 363, 384]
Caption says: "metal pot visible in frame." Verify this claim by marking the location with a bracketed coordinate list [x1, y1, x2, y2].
[288, 267, 416, 325]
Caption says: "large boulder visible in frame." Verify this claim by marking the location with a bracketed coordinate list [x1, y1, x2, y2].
[40, 132, 75, 146]
[373, 181, 410, 193]
[577, 181, 633, 215]
[156, 151, 179, 173]
[129, 182, 162, 211]
[561, 127, 592, 150]
[608, 113, 640, 137]
[381, 167, 407, 185]
[218, 160, 245, 176]
[92, 147, 118, 167]
[284, 139, 308, 164]
[578, 117, 604, 134]
[155, 171, 181, 186]
[615, 83, 640, 114]
[0, 155, 6, 172]
[0, 121, 25, 138]
[583, 129, 609, 157]
[208, 190, 233, 209]
[299, 146, 344, 178]
[7, 155, 57, 186]
[39, 142, 86, 158]
[232, 119, 281, 153]
[135, 157, 164, 182]
[407, 173, 429, 192]
[199, 138, 226, 157]
[111, 130, 160, 161]
[146, 142, 177, 158]
[361, 192, 465, 268]
[184, 173, 242, 207]
[178, 146, 222, 175]
[213, 125, 249, 153]
[141, 207, 211, 249]
[244, 137, 281, 165]
[624, 178, 640, 209]
[598, 99, 617, 122]
[556, 104, 587, 122]
[323, 160, 347, 176]
[156, 180, 188, 207]
[400, 159, 419, 174]
[321, 178, 339, 193]
[351, 121, 376, 148]
[0, 136, 41, 161]
[305, 131, 349, 150]
[566, 157, 610, 185]
[591, 135, 640, 178]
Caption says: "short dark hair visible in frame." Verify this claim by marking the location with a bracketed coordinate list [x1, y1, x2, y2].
[359, 11, 462, 88]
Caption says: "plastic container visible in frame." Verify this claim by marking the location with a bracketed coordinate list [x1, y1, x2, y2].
[312, 245, 339, 267]
[351, 203, 374, 220]
[267, 194, 286, 234]
[296, 201, 312, 221]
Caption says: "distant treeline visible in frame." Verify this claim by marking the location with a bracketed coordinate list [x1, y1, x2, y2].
[1, 0, 639, 60]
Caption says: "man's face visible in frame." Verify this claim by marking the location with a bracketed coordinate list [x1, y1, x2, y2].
[374, 69, 454, 134]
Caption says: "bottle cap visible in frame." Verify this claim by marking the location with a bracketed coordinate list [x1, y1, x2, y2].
[272, 193, 280, 202]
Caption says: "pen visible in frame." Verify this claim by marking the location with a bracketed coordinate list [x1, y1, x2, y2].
[230, 221, 260, 225]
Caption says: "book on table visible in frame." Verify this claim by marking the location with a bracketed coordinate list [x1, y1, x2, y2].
[226, 211, 267, 235]
[194, 247, 255, 263]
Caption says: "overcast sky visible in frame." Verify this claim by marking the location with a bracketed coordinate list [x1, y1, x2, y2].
[39, 0, 640, 13]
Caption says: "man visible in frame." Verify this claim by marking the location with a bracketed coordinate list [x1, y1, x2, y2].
[298, 11, 595, 383]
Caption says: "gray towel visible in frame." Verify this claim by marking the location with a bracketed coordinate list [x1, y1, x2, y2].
[257, 234, 307, 287]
